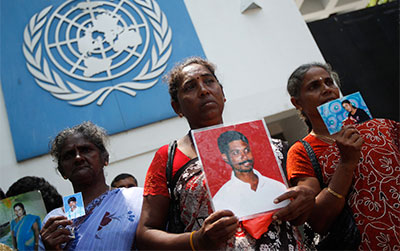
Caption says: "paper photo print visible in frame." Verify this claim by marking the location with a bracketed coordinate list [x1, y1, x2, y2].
[0, 191, 47, 250]
[192, 120, 289, 220]
[63, 192, 85, 220]
[317, 92, 372, 135]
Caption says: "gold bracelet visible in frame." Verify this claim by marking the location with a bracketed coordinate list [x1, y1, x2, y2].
[327, 187, 344, 199]
[190, 230, 196, 251]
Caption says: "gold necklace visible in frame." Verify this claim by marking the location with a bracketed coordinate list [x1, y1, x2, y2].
[310, 130, 336, 144]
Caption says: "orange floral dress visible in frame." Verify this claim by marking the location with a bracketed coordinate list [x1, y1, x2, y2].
[287, 119, 400, 250]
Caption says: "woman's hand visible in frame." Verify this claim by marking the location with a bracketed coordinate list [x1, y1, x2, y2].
[194, 210, 239, 249]
[272, 185, 316, 225]
[335, 125, 364, 169]
[40, 216, 73, 251]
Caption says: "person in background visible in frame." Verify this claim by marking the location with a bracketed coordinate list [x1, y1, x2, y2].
[111, 173, 138, 188]
[136, 57, 315, 250]
[39, 122, 143, 250]
[6, 176, 63, 213]
[286, 62, 400, 250]
[10, 202, 41, 251]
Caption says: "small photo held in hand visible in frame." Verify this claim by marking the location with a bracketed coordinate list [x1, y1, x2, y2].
[63, 192, 85, 220]
[317, 91, 372, 135]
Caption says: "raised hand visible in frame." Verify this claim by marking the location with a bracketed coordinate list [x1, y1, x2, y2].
[335, 125, 364, 168]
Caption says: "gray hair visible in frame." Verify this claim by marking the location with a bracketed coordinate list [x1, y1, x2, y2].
[287, 63, 340, 131]
[50, 121, 109, 167]
[287, 62, 340, 99]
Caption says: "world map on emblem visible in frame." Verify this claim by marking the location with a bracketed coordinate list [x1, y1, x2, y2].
[23, 0, 173, 106]
[1, 0, 204, 160]
[44, 0, 150, 81]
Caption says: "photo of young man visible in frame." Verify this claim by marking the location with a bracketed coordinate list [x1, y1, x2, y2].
[212, 130, 289, 218]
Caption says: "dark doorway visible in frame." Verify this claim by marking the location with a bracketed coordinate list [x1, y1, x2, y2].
[308, 1, 399, 121]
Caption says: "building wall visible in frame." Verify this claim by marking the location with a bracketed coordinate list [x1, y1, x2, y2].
[0, 0, 324, 196]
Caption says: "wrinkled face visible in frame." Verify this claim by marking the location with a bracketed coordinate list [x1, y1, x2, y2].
[58, 133, 106, 186]
[172, 64, 226, 129]
[14, 206, 24, 217]
[342, 103, 352, 112]
[223, 140, 254, 173]
[295, 67, 340, 118]
[113, 177, 137, 188]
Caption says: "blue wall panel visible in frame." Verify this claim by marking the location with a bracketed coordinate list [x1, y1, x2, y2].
[0, 0, 205, 161]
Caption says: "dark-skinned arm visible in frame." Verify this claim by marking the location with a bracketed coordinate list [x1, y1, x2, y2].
[294, 126, 364, 233]
[11, 230, 17, 250]
[40, 216, 73, 250]
[32, 221, 40, 251]
[136, 194, 239, 250]
[272, 184, 316, 226]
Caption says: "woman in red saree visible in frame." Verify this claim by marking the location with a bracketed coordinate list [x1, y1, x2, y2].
[136, 57, 315, 250]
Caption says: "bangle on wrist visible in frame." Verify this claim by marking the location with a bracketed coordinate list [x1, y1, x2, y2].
[189, 230, 196, 251]
[327, 187, 344, 199]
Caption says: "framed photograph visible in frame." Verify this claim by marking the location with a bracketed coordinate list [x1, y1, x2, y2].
[192, 119, 289, 220]
[63, 192, 85, 220]
[0, 191, 47, 250]
[317, 91, 372, 134]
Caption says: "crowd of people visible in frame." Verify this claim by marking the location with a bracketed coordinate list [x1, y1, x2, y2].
[1, 57, 398, 250]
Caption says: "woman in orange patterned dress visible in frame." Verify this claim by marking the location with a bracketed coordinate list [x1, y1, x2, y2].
[286, 62, 400, 250]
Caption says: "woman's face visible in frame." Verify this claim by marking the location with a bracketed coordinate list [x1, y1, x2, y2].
[14, 206, 24, 217]
[293, 66, 340, 118]
[58, 133, 106, 185]
[172, 63, 225, 129]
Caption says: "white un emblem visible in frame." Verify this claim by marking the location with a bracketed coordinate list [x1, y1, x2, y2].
[23, 0, 172, 106]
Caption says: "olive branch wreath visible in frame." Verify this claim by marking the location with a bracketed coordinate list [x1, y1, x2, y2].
[23, 0, 172, 106]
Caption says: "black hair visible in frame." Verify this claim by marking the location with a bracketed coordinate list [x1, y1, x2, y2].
[13, 202, 26, 215]
[164, 57, 221, 103]
[111, 173, 138, 187]
[217, 131, 249, 156]
[0, 188, 5, 200]
[67, 196, 76, 204]
[6, 176, 63, 213]
[341, 100, 352, 106]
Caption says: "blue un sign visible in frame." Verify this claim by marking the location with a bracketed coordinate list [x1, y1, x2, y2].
[1, 0, 205, 161]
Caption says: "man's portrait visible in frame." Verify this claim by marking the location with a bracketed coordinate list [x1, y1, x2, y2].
[192, 120, 289, 219]
[63, 193, 85, 220]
